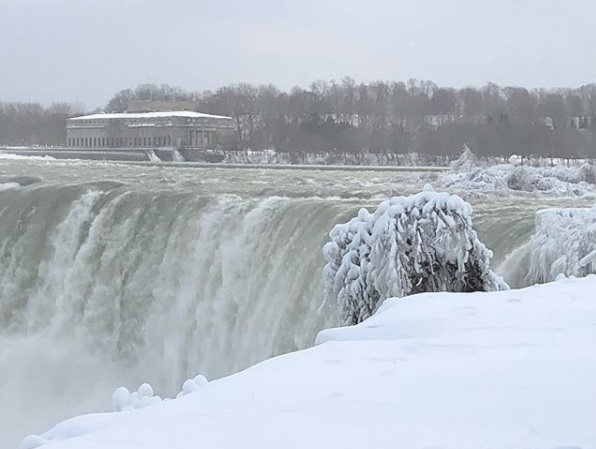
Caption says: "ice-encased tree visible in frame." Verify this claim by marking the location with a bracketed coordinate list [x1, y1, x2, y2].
[527, 207, 596, 283]
[323, 188, 508, 325]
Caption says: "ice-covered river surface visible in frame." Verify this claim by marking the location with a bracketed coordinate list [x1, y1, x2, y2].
[0, 156, 593, 448]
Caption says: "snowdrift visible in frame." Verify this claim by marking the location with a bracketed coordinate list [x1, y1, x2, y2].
[21, 277, 596, 449]
[323, 188, 506, 325]
[527, 207, 596, 283]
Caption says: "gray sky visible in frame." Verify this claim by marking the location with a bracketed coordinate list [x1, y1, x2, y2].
[1, 0, 594, 109]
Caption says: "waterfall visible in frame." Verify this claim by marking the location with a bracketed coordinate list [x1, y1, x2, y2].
[0, 163, 592, 447]
[172, 149, 185, 162]
[0, 183, 346, 447]
[146, 150, 161, 162]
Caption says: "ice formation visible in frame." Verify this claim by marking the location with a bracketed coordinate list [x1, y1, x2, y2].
[21, 374, 210, 449]
[439, 148, 596, 196]
[323, 187, 507, 325]
[176, 375, 209, 398]
[527, 207, 596, 283]
[111, 383, 162, 412]
[110, 375, 210, 412]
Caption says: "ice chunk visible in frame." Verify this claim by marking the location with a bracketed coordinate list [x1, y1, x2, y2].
[111, 387, 131, 412]
[137, 383, 154, 399]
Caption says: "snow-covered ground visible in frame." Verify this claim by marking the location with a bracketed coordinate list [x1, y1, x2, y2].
[23, 276, 596, 449]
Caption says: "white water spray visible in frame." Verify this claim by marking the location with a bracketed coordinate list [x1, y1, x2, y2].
[0, 186, 343, 447]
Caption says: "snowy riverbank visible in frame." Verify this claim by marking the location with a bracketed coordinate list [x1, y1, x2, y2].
[23, 276, 596, 449]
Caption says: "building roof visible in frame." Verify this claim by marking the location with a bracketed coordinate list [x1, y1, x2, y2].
[69, 111, 233, 121]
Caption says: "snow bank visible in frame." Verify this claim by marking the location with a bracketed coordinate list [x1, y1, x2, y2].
[438, 149, 596, 195]
[323, 188, 506, 325]
[22, 375, 209, 449]
[21, 277, 596, 449]
[527, 207, 596, 283]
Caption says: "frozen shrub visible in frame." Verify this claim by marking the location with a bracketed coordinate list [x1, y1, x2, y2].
[323, 187, 507, 325]
[527, 208, 596, 283]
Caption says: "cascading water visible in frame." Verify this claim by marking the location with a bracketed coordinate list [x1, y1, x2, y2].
[172, 149, 185, 162]
[0, 157, 593, 448]
[0, 181, 351, 447]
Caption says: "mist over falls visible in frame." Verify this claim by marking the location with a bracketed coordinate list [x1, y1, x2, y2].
[0, 162, 593, 447]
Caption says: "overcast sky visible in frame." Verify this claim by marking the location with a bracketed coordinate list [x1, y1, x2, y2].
[0, 0, 594, 109]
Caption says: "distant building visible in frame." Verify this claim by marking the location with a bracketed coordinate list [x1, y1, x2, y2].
[66, 102, 235, 149]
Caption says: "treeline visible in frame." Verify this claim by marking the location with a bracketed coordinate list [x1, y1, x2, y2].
[107, 80, 596, 162]
[0, 102, 84, 146]
[3, 79, 596, 162]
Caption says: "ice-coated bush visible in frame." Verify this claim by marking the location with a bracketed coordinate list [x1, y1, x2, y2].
[527, 207, 596, 283]
[323, 187, 507, 325]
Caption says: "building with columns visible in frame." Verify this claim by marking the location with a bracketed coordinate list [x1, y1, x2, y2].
[66, 103, 235, 150]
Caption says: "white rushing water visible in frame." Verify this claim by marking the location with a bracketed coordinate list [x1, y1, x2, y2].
[0, 157, 593, 448]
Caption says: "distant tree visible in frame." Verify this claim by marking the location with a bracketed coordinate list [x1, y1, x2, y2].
[95, 79, 596, 161]
[460, 87, 483, 118]
[105, 89, 134, 113]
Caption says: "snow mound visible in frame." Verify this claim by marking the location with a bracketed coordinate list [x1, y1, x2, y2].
[20, 413, 125, 449]
[111, 383, 162, 412]
[527, 207, 596, 283]
[21, 375, 210, 448]
[176, 375, 209, 398]
[439, 151, 596, 195]
[20, 277, 596, 449]
[323, 188, 507, 325]
[110, 375, 210, 412]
